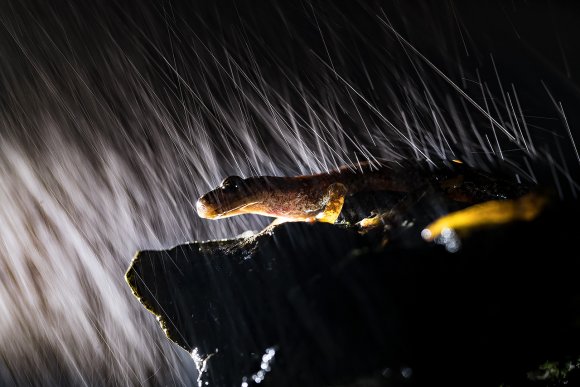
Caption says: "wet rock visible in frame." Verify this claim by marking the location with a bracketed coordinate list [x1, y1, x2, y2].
[126, 196, 580, 387]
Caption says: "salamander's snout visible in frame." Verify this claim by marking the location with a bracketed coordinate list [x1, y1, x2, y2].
[196, 194, 217, 219]
[196, 176, 253, 219]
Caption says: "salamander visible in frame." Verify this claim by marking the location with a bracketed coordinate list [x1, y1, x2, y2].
[195, 160, 509, 224]
[196, 160, 544, 243]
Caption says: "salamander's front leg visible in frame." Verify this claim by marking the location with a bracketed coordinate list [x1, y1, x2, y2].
[316, 183, 348, 224]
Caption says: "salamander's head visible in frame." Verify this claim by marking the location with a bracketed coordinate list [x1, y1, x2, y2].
[196, 175, 262, 219]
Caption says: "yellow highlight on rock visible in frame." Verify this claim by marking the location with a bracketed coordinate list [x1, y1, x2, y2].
[421, 193, 548, 241]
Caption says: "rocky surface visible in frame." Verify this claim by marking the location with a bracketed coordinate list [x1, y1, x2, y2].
[126, 192, 580, 386]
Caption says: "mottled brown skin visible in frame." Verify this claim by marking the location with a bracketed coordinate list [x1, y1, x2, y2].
[197, 159, 538, 238]
[196, 161, 423, 223]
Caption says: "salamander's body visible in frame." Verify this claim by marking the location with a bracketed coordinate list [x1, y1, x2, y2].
[196, 161, 436, 223]
[197, 159, 536, 236]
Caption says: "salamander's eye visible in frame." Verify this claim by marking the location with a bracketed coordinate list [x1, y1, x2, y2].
[220, 175, 243, 190]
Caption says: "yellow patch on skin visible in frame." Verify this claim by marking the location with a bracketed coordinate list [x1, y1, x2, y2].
[316, 183, 347, 223]
[421, 193, 548, 241]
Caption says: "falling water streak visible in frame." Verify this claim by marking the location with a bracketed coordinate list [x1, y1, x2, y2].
[310, 51, 434, 165]
[490, 54, 519, 142]
[0, 2, 578, 386]
[476, 69, 501, 158]
[506, 91, 529, 153]
[559, 102, 580, 168]
[511, 84, 536, 155]
[378, 13, 517, 142]
[0, 136, 197, 386]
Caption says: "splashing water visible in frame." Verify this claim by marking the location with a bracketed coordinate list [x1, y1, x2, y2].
[0, 1, 578, 385]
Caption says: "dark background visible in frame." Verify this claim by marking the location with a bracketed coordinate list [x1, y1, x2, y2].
[0, 1, 578, 385]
